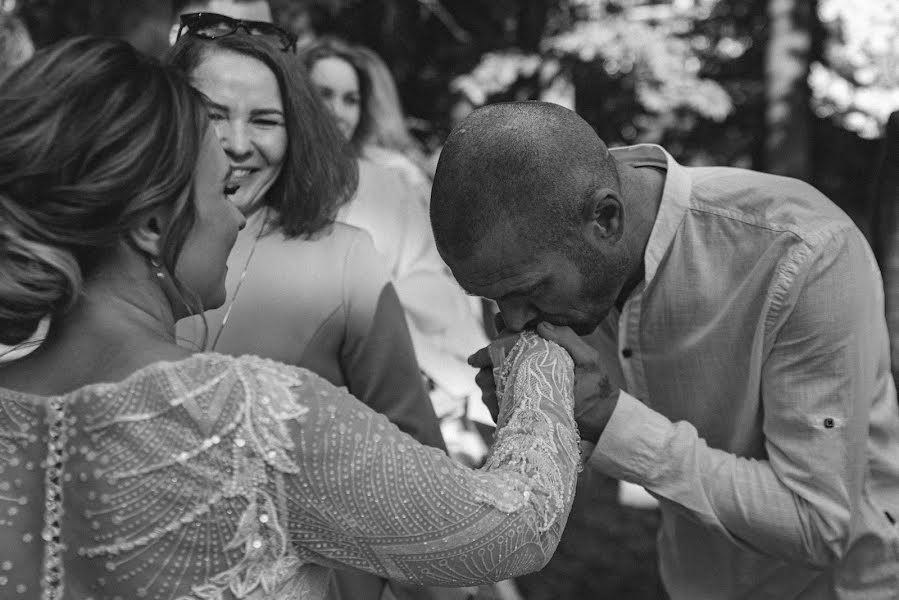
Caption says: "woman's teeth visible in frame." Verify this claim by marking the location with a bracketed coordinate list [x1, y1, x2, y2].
[230, 168, 254, 181]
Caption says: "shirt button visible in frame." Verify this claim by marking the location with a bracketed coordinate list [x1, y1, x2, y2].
[621, 348, 633, 358]
[823, 418, 835, 428]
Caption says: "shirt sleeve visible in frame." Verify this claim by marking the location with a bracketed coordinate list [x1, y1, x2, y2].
[280, 331, 580, 585]
[589, 227, 892, 567]
[339, 230, 446, 452]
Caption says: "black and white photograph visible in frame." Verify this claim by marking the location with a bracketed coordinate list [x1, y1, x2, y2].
[0, 0, 897, 598]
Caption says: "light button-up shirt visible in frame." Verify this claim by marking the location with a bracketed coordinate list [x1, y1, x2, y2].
[587, 145, 899, 599]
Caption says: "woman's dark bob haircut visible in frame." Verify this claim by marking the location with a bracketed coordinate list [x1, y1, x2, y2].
[168, 33, 358, 239]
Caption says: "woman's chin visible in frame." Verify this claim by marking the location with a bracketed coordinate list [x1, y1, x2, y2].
[185, 287, 228, 317]
[232, 189, 257, 213]
[205, 288, 228, 312]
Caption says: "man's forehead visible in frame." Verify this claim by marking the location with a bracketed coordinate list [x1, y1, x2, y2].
[450, 236, 557, 296]
[453, 265, 546, 301]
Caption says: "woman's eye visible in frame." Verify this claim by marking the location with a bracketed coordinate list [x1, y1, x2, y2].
[254, 119, 280, 127]
[208, 112, 226, 121]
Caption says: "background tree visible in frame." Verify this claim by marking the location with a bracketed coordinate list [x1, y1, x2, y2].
[764, 0, 814, 179]
[18, 0, 169, 56]
[807, 0, 899, 234]
[810, 0, 899, 139]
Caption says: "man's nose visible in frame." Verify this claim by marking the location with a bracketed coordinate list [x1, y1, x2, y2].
[497, 300, 539, 332]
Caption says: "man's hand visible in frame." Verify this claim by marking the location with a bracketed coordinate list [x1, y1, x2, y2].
[536, 322, 619, 444]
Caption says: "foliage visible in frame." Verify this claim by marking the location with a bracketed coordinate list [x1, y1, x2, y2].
[12, 0, 884, 216]
[451, 1, 732, 148]
[438, 0, 774, 168]
[280, 0, 770, 167]
[810, 0, 899, 139]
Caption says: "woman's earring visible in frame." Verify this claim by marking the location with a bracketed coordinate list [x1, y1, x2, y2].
[150, 257, 165, 280]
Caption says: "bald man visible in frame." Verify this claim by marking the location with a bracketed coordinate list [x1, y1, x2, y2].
[434, 101, 899, 599]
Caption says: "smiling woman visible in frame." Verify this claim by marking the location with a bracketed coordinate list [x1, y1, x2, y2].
[168, 32, 355, 236]
[168, 29, 448, 450]
[190, 50, 289, 213]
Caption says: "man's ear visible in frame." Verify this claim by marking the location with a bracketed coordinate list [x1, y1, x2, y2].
[581, 187, 624, 243]
[128, 207, 170, 259]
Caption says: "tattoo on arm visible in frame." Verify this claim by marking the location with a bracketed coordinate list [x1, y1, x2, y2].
[573, 374, 617, 443]
[597, 375, 613, 400]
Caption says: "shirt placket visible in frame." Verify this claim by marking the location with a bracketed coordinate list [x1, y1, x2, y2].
[613, 283, 660, 510]
[617, 282, 649, 403]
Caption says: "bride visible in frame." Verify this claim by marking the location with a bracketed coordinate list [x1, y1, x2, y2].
[0, 37, 579, 599]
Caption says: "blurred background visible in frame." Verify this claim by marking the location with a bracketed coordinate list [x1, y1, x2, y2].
[3, 0, 898, 597]
[8, 0, 899, 236]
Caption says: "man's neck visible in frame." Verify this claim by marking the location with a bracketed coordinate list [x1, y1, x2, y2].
[614, 162, 666, 310]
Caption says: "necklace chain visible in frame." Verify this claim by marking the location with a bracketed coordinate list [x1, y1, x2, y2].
[210, 211, 267, 351]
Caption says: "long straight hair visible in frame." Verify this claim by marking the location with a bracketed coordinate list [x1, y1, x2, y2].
[299, 36, 374, 155]
[354, 45, 427, 167]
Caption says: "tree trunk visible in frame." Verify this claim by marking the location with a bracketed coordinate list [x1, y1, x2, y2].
[763, 0, 813, 179]
[516, 0, 549, 52]
[871, 112, 899, 382]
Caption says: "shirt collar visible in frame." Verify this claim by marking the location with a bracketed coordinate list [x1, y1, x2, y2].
[610, 144, 693, 284]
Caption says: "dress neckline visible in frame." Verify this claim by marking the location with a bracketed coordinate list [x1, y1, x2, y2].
[0, 351, 239, 402]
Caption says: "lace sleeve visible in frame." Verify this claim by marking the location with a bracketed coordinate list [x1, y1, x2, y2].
[7, 339, 574, 600]
[271, 330, 579, 586]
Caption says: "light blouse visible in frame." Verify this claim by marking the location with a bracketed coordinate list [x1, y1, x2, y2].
[178, 215, 445, 451]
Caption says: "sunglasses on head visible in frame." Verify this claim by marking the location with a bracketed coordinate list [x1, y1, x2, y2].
[177, 12, 298, 52]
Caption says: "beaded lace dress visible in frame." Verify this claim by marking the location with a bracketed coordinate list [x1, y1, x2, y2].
[0, 331, 578, 599]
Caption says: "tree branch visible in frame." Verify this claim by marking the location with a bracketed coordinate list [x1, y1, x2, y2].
[417, 0, 471, 43]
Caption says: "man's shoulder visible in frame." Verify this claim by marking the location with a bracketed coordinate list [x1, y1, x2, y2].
[687, 166, 855, 244]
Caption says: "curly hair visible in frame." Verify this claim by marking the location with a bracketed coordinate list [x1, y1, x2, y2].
[0, 37, 210, 345]
[168, 33, 358, 239]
